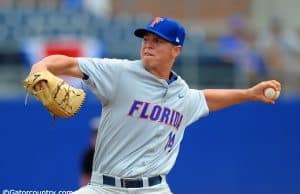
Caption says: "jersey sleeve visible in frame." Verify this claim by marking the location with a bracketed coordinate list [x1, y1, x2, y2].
[185, 89, 209, 126]
[77, 57, 125, 105]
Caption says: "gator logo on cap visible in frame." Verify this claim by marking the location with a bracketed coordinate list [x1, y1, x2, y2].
[150, 17, 164, 27]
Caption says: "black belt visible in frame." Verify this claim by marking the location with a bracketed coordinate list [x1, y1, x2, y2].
[102, 175, 162, 188]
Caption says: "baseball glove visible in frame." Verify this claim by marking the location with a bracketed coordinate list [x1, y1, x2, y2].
[23, 70, 86, 118]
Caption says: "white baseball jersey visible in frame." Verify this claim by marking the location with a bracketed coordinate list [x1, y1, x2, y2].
[77, 58, 209, 184]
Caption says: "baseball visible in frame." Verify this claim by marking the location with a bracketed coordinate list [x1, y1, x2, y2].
[264, 87, 280, 100]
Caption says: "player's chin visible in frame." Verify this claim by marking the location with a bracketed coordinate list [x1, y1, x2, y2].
[142, 57, 154, 65]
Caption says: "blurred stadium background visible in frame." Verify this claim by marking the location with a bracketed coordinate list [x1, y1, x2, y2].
[0, 0, 299, 193]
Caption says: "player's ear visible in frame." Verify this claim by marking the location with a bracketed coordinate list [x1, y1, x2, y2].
[172, 46, 182, 58]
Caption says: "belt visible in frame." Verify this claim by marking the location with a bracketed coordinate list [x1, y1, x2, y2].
[102, 175, 162, 188]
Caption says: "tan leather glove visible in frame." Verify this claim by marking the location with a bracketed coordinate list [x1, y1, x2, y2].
[23, 70, 86, 118]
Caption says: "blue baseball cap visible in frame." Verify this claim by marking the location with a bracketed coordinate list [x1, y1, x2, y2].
[134, 16, 186, 46]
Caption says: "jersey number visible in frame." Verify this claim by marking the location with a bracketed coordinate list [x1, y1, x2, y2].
[164, 131, 175, 152]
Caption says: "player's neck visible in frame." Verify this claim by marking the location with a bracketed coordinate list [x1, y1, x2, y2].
[145, 65, 172, 82]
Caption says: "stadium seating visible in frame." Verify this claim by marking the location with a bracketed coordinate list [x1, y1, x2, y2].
[0, 6, 237, 97]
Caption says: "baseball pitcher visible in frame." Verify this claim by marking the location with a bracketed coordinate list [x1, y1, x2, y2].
[24, 16, 281, 194]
